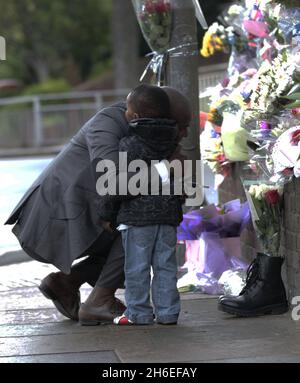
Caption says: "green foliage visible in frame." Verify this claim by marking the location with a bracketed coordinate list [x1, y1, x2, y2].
[88, 59, 113, 80]
[22, 79, 71, 95]
[0, 0, 112, 86]
[281, 92, 300, 100]
[284, 101, 300, 109]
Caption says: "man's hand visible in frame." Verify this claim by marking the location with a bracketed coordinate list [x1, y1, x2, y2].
[102, 221, 114, 233]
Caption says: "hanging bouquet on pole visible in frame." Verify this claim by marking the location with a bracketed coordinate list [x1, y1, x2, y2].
[132, 0, 173, 84]
[132, 0, 208, 85]
[133, 0, 172, 54]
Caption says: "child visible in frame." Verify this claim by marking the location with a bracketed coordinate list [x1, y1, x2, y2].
[102, 84, 183, 325]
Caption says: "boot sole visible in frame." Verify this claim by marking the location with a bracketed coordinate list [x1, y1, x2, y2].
[218, 302, 289, 317]
[39, 281, 79, 321]
[79, 320, 112, 326]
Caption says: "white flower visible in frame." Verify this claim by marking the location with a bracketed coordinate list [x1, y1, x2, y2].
[272, 4, 282, 19]
[228, 4, 244, 16]
[255, 185, 263, 200]
[226, 26, 234, 34]
[258, 61, 271, 75]
[209, 22, 219, 35]
[248, 185, 257, 196]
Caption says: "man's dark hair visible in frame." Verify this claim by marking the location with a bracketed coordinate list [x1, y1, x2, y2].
[128, 84, 171, 119]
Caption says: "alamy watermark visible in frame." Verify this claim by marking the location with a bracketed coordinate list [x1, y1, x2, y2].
[95, 153, 203, 207]
[291, 296, 300, 320]
[0, 36, 6, 60]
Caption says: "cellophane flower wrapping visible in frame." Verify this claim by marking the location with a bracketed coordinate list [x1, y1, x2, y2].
[272, 125, 300, 179]
[177, 200, 250, 295]
[131, 0, 172, 54]
[241, 163, 284, 258]
[221, 111, 250, 162]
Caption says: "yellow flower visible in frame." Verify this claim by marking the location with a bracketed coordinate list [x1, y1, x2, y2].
[213, 36, 223, 51]
[200, 32, 214, 57]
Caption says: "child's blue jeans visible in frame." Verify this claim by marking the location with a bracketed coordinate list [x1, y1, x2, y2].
[121, 224, 180, 324]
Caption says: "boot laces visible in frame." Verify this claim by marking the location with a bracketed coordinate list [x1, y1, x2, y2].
[240, 258, 260, 295]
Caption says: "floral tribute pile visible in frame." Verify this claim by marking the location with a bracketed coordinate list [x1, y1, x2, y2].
[200, 0, 300, 186]
[200, 0, 300, 257]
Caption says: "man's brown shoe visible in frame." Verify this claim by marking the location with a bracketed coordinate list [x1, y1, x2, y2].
[39, 272, 81, 321]
[79, 288, 126, 325]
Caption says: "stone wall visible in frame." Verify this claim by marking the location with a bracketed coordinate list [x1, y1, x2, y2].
[218, 162, 300, 301]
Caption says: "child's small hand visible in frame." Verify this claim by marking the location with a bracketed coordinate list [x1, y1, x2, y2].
[102, 221, 114, 233]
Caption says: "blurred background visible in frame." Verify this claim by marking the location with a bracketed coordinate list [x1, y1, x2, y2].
[0, 0, 232, 256]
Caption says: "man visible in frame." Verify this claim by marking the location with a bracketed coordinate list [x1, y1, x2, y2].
[5, 86, 192, 325]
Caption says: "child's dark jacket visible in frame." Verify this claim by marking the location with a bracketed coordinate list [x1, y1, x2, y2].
[102, 118, 183, 227]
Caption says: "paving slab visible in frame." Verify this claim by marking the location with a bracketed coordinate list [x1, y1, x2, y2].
[1, 261, 300, 363]
[0, 350, 120, 363]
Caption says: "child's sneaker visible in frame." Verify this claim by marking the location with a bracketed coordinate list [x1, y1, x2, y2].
[113, 314, 133, 325]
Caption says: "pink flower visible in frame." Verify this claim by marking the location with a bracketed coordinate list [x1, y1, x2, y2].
[145, 1, 156, 13]
[282, 168, 293, 176]
[221, 77, 230, 88]
[155, 1, 169, 13]
[216, 153, 226, 162]
[264, 189, 280, 204]
[291, 129, 300, 144]
[243, 20, 269, 38]
[292, 107, 300, 118]
[138, 12, 146, 21]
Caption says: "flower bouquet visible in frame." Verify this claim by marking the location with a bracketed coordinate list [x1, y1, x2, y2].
[177, 199, 250, 294]
[241, 164, 284, 257]
[221, 111, 250, 162]
[132, 0, 172, 84]
[132, 0, 172, 54]
[200, 120, 231, 186]
[200, 21, 248, 58]
[271, 125, 300, 180]
[248, 51, 298, 121]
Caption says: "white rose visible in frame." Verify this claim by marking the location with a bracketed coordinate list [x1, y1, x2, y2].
[254, 185, 263, 200]
[228, 4, 243, 15]
[248, 185, 256, 196]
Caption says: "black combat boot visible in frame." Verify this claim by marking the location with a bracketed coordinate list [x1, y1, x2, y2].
[218, 253, 289, 317]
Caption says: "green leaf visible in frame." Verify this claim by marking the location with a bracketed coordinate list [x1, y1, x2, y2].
[284, 101, 300, 108]
[281, 92, 300, 100]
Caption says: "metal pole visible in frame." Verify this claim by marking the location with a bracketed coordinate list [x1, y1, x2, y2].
[33, 96, 43, 147]
[167, 0, 200, 163]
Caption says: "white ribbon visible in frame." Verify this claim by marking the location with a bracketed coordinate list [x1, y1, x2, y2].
[191, 0, 208, 29]
[140, 42, 198, 85]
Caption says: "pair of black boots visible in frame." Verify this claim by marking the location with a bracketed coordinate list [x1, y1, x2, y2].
[218, 253, 289, 317]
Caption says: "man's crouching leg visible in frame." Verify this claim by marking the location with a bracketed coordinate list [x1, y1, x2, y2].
[39, 253, 107, 321]
[79, 233, 126, 325]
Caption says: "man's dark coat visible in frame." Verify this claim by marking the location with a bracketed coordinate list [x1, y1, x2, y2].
[5, 103, 128, 273]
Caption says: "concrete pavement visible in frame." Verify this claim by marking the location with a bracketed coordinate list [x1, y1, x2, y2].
[0, 260, 300, 363]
